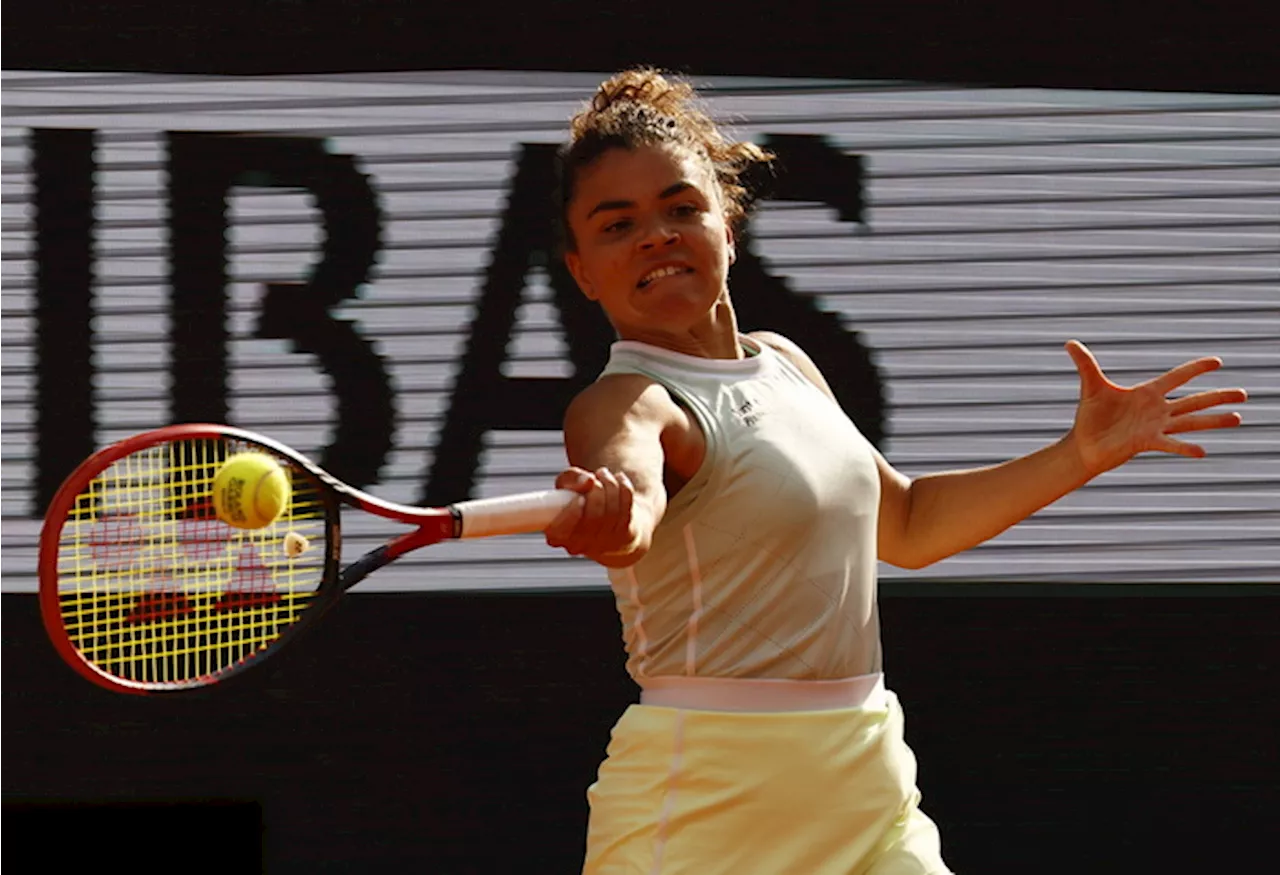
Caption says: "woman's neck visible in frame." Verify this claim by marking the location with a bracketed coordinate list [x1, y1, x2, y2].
[616, 297, 743, 360]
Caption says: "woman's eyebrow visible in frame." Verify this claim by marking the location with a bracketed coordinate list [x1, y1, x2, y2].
[584, 182, 697, 221]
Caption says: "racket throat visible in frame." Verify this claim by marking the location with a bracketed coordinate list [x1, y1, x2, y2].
[340, 545, 394, 591]
[339, 523, 451, 592]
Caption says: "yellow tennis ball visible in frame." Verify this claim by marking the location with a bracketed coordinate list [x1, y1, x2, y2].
[213, 452, 291, 529]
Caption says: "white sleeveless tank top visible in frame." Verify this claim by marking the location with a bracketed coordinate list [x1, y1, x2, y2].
[598, 336, 883, 683]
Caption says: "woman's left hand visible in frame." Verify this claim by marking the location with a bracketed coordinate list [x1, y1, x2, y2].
[1064, 340, 1248, 478]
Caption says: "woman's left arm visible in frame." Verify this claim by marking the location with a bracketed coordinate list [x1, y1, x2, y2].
[753, 332, 1248, 570]
[881, 339, 1247, 569]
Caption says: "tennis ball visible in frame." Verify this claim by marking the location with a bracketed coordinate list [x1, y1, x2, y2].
[213, 452, 291, 529]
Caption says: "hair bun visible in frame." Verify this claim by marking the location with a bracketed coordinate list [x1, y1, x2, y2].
[589, 68, 694, 117]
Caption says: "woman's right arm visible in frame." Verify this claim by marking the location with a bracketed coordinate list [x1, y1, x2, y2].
[544, 373, 690, 568]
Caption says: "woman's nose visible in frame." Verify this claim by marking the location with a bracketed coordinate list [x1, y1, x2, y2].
[637, 219, 679, 249]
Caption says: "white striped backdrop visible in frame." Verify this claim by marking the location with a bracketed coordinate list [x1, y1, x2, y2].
[2, 70, 1278, 591]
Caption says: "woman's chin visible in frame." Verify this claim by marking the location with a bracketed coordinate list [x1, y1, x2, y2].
[632, 283, 715, 315]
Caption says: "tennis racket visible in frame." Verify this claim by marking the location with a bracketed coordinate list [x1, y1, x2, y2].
[39, 423, 577, 695]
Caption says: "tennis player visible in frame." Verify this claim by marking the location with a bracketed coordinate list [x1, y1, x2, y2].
[544, 68, 1247, 874]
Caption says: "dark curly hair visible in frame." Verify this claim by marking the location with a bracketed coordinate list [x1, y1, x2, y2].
[556, 67, 772, 253]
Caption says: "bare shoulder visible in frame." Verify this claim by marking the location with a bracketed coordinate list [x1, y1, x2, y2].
[564, 372, 704, 483]
[564, 372, 684, 432]
[746, 330, 836, 400]
[563, 374, 685, 460]
[747, 329, 806, 359]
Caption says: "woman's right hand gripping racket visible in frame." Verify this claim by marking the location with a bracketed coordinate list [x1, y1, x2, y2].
[39, 424, 578, 695]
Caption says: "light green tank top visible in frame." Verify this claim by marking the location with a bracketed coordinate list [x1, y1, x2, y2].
[599, 336, 883, 683]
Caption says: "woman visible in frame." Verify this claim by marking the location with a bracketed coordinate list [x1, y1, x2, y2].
[543, 68, 1247, 874]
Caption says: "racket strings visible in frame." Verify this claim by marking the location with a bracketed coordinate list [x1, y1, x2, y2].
[55, 437, 330, 687]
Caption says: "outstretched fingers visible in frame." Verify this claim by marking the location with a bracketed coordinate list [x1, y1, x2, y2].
[1151, 434, 1208, 459]
[1163, 386, 1246, 444]
[1168, 387, 1249, 416]
[1151, 356, 1224, 395]
[1164, 411, 1245, 435]
[1064, 339, 1112, 393]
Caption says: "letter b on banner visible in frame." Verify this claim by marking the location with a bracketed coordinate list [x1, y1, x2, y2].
[167, 133, 393, 488]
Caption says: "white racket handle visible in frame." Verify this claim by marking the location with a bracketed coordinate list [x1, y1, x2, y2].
[451, 489, 581, 539]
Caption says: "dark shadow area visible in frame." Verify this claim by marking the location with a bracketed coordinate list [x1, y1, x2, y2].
[5, 591, 1277, 874]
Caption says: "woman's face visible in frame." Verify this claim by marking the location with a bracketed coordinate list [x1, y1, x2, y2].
[563, 143, 735, 341]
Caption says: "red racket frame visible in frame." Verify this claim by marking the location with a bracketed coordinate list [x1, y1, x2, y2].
[39, 423, 477, 694]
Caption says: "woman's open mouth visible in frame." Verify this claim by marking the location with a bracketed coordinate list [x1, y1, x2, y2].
[637, 265, 694, 289]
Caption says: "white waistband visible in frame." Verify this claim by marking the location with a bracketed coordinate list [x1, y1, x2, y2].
[638, 673, 886, 713]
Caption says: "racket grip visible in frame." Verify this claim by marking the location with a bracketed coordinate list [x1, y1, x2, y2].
[452, 489, 580, 539]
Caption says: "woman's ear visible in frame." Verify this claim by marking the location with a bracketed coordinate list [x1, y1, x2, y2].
[564, 251, 598, 301]
[726, 223, 737, 266]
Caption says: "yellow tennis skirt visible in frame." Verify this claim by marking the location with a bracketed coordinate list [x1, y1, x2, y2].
[583, 679, 951, 875]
